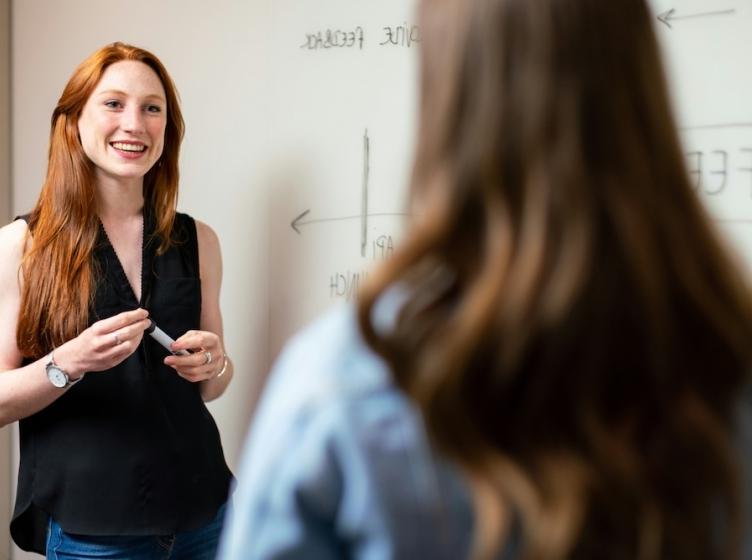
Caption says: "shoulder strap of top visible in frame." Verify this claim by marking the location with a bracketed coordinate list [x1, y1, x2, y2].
[173, 212, 200, 274]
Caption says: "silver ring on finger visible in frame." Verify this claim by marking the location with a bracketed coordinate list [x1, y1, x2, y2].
[203, 350, 213, 365]
[113, 332, 122, 346]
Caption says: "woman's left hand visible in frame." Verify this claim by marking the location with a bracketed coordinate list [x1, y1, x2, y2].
[164, 329, 225, 383]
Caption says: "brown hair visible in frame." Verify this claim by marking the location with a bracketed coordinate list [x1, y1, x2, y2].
[358, 0, 752, 557]
[17, 42, 185, 358]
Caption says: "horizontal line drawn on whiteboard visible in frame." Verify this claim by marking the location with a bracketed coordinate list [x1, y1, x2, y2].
[714, 220, 752, 230]
[681, 123, 752, 131]
[290, 129, 409, 257]
[290, 210, 409, 234]
[657, 8, 736, 29]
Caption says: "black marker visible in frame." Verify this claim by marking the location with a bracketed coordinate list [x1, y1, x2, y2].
[146, 320, 190, 356]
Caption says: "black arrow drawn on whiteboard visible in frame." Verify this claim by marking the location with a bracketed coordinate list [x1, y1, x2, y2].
[291, 209, 409, 234]
[291, 209, 311, 234]
[657, 8, 735, 29]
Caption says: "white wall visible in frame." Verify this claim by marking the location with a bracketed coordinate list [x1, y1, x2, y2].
[1, 0, 12, 557]
[0, 0, 8, 219]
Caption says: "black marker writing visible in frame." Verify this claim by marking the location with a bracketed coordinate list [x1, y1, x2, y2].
[301, 27, 365, 50]
[739, 149, 752, 197]
[380, 23, 420, 48]
[687, 151, 702, 190]
[371, 234, 394, 261]
[685, 147, 752, 196]
[330, 269, 369, 300]
[709, 150, 728, 195]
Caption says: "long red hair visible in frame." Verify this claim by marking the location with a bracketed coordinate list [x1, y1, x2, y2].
[17, 42, 185, 358]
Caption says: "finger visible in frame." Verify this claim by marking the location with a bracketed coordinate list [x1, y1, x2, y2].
[93, 308, 149, 335]
[169, 362, 214, 376]
[173, 368, 207, 383]
[115, 330, 148, 358]
[96, 319, 151, 350]
[171, 330, 204, 348]
[86, 336, 139, 372]
[115, 318, 152, 341]
[172, 331, 217, 353]
[110, 341, 136, 361]
[164, 350, 211, 369]
[164, 349, 217, 374]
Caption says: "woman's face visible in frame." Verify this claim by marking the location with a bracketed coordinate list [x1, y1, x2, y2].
[77, 60, 167, 186]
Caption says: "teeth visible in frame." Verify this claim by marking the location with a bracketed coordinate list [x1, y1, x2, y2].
[112, 142, 146, 152]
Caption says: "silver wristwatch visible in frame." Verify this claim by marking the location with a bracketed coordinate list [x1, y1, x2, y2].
[45, 352, 84, 388]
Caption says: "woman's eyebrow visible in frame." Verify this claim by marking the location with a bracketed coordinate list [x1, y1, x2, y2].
[95, 89, 166, 103]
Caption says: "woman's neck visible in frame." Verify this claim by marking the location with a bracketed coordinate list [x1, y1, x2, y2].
[96, 176, 145, 222]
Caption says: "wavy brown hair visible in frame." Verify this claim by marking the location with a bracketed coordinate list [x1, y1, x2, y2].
[358, 0, 752, 558]
[17, 42, 185, 358]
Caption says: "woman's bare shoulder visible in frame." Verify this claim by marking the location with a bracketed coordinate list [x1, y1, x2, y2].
[0, 219, 30, 261]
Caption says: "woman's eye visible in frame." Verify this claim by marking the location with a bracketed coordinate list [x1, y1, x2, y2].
[146, 105, 162, 113]
[104, 100, 121, 109]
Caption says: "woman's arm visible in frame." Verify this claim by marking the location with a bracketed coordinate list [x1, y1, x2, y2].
[0, 220, 151, 427]
[165, 219, 233, 401]
[0, 220, 68, 426]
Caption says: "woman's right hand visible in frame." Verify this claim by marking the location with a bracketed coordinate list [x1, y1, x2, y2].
[53, 308, 151, 377]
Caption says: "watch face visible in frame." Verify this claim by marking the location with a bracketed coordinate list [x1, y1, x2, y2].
[47, 366, 68, 388]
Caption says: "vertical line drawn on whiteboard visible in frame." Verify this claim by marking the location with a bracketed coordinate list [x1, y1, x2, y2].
[739, 149, 752, 196]
[290, 128, 409, 246]
[657, 8, 735, 29]
[361, 129, 370, 257]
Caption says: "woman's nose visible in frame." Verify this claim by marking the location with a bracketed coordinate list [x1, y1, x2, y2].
[121, 105, 145, 133]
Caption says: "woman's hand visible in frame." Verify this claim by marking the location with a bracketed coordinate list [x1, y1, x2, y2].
[164, 329, 225, 383]
[54, 308, 151, 376]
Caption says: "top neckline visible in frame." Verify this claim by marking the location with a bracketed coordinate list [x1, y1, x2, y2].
[97, 206, 157, 309]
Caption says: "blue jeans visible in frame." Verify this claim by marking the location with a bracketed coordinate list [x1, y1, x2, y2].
[45, 503, 226, 560]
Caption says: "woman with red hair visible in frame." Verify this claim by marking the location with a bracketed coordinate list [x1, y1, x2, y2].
[0, 42, 233, 558]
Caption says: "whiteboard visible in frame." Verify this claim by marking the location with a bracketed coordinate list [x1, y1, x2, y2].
[262, 0, 752, 356]
[652, 0, 752, 271]
[262, 0, 420, 357]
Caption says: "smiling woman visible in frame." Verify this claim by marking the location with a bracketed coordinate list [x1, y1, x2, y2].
[78, 61, 166, 181]
[0, 42, 234, 559]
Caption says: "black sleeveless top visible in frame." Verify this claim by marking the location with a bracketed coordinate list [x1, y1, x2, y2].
[10, 210, 233, 554]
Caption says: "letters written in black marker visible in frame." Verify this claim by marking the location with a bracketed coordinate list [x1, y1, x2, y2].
[299, 24, 421, 51]
[301, 27, 365, 50]
[380, 23, 420, 48]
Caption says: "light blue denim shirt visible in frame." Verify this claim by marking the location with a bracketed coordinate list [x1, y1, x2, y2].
[219, 301, 752, 559]
[218, 302, 480, 560]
